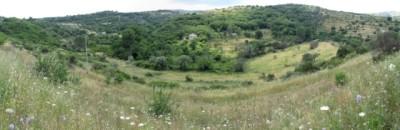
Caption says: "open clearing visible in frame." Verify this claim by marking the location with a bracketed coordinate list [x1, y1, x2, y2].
[247, 42, 338, 76]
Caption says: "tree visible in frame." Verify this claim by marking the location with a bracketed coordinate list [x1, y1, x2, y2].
[196, 55, 214, 71]
[113, 26, 145, 60]
[255, 30, 263, 39]
[71, 36, 86, 52]
[376, 31, 400, 53]
[309, 40, 319, 50]
[387, 17, 393, 22]
[177, 55, 192, 71]
[295, 53, 319, 73]
[336, 45, 352, 58]
[234, 58, 246, 72]
[150, 56, 168, 70]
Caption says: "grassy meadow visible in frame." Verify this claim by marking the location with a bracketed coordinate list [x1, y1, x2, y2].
[1, 40, 400, 129]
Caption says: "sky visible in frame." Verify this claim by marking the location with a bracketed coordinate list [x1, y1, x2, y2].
[0, 0, 399, 18]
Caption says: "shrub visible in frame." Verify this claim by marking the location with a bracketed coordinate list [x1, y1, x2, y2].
[145, 72, 154, 77]
[375, 31, 400, 54]
[196, 55, 214, 71]
[238, 40, 266, 59]
[266, 74, 275, 81]
[150, 56, 168, 70]
[68, 55, 78, 66]
[310, 41, 319, 49]
[335, 72, 347, 86]
[107, 70, 130, 84]
[295, 53, 320, 73]
[34, 55, 69, 84]
[255, 30, 263, 39]
[185, 75, 193, 82]
[148, 88, 172, 116]
[0, 32, 7, 45]
[234, 58, 246, 72]
[336, 45, 353, 58]
[177, 55, 192, 71]
[260, 73, 275, 81]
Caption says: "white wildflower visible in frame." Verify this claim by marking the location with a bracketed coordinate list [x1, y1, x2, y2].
[43, 77, 48, 80]
[120, 116, 125, 120]
[51, 104, 56, 107]
[130, 107, 135, 110]
[138, 123, 145, 127]
[389, 63, 396, 71]
[5, 108, 15, 114]
[129, 122, 135, 126]
[299, 125, 304, 129]
[320, 106, 330, 111]
[359, 112, 366, 117]
[85, 113, 91, 116]
[8, 123, 16, 130]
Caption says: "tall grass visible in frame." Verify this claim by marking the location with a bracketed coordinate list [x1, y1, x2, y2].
[1, 45, 400, 129]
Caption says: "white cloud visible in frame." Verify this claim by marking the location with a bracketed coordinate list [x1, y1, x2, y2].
[0, 0, 399, 18]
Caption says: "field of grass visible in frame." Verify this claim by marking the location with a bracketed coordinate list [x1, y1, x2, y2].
[247, 42, 338, 76]
[1, 42, 400, 129]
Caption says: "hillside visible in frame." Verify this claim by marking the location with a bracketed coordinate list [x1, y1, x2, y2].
[28, 4, 396, 73]
[1, 3, 400, 129]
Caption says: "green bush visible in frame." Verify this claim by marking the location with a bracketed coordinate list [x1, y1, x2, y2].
[234, 58, 246, 72]
[295, 53, 320, 73]
[150, 56, 168, 70]
[177, 55, 192, 71]
[0, 32, 7, 45]
[34, 55, 69, 84]
[266, 74, 275, 81]
[145, 72, 154, 77]
[148, 88, 172, 116]
[309, 41, 319, 49]
[105, 69, 130, 84]
[335, 72, 347, 86]
[185, 75, 193, 82]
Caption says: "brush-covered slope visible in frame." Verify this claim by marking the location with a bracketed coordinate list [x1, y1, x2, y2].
[27, 4, 396, 73]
